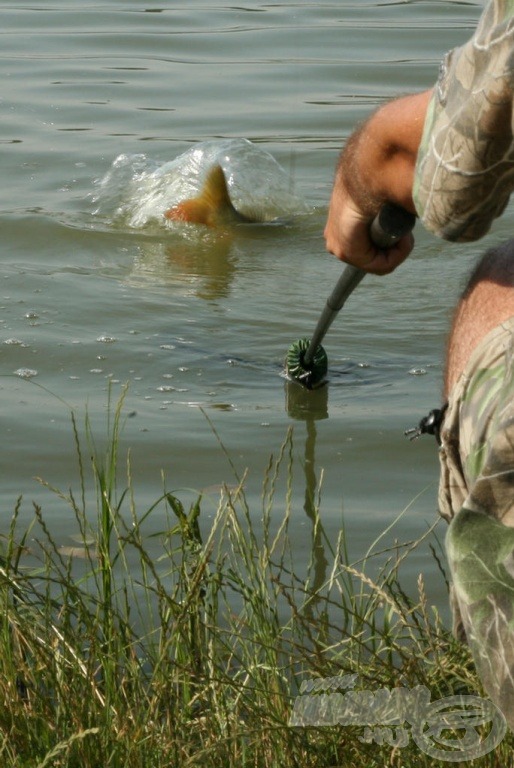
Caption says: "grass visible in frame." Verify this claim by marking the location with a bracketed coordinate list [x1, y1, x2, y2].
[0, 390, 512, 767]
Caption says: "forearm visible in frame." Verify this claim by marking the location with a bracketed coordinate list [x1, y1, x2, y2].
[337, 89, 432, 216]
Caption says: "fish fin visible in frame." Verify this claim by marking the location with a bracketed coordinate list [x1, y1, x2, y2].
[164, 198, 211, 226]
[164, 164, 242, 226]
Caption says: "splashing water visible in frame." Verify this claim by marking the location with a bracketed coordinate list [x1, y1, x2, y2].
[92, 139, 310, 230]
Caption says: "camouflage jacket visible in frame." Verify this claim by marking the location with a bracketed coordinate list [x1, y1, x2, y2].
[413, 0, 514, 241]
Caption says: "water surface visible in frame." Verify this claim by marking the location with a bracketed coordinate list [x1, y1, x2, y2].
[1, 1, 499, 620]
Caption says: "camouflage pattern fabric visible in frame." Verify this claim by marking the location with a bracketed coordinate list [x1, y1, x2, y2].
[440, 316, 514, 727]
[413, 0, 514, 242]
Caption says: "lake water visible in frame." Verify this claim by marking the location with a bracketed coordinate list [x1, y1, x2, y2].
[1, 1, 502, 622]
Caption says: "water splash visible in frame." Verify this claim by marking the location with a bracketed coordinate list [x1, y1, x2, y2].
[92, 139, 309, 230]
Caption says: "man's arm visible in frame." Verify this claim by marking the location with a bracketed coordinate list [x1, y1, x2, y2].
[324, 89, 433, 275]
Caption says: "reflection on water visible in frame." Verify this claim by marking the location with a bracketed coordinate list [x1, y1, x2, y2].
[285, 379, 329, 423]
[285, 379, 329, 611]
[129, 237, 237, 300]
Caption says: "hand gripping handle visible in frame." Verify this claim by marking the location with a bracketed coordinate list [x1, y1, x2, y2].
[303, 204, 416, 366]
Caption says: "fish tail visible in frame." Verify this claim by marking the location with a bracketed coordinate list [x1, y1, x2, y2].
[164, 164, 241, 226]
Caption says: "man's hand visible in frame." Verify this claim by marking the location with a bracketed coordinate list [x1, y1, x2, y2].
[324, 182, 414, 275]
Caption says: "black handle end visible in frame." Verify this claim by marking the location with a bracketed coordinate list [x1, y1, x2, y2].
[370, 203, 416, 249]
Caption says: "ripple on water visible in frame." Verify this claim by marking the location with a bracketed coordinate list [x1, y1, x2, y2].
[14, 368, 38, 379]
[96, 335, 118, 344]
[4, 338, 29, 347]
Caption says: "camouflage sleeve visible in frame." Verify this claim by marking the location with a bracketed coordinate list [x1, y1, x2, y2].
[413, 0, 514, 242]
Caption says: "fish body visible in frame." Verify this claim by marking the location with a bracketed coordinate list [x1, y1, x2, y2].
[164, 164, 251, 227]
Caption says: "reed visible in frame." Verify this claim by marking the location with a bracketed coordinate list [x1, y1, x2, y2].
[0, 392, 510, 767]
